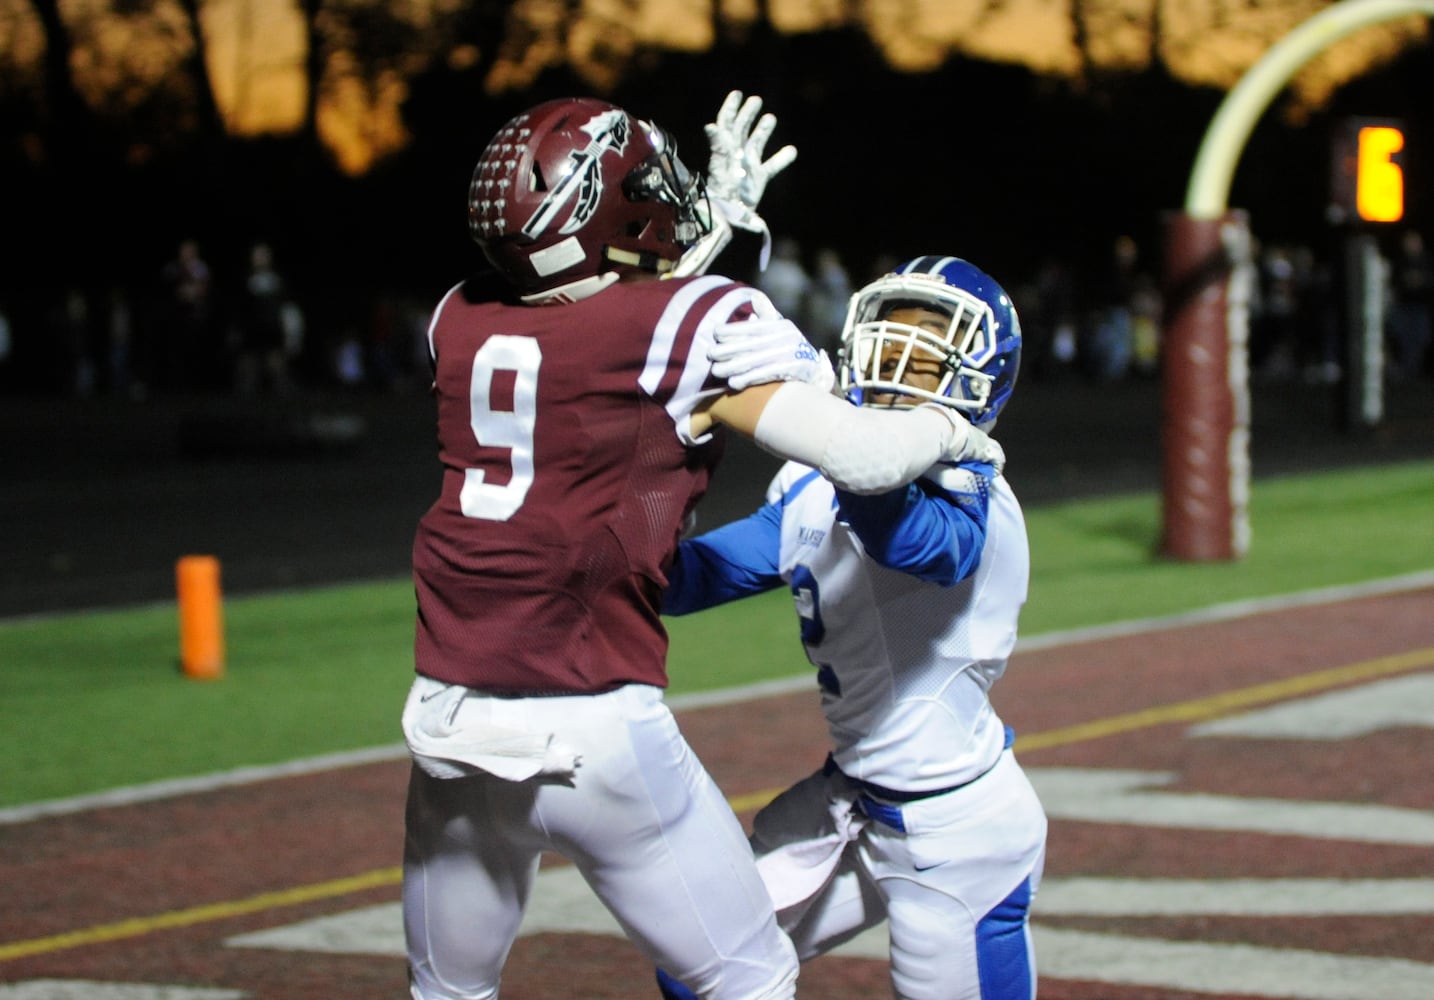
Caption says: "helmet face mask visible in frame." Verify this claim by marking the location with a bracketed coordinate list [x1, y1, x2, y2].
[838, 257, 1021, 429]
[616, 122, 711, 255]
[620, 123, 710, 248]
[469, 98, 711, 298]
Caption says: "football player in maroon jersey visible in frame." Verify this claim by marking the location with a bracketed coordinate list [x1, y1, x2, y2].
[400, 93, 1004, 1000]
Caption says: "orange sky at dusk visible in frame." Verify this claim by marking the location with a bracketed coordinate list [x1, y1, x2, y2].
[1, 0, 1428, 174]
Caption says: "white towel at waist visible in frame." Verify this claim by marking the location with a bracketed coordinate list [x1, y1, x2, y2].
[754, 787, 865, 912]
[401, 676, 582, 782]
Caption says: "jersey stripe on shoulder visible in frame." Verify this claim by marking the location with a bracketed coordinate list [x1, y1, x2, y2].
[426, 281, 466, 362]
[664, 284, 757, 421]
[639, 275, 733, 396]
[641, 277, 764, 435]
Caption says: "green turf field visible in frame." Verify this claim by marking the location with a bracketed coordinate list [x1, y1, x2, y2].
[2, 458, 1431, 808]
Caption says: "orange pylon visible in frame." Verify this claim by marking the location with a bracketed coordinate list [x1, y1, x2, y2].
[176, 555, 225, 680]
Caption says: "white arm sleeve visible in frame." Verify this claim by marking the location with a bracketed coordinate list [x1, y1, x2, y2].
[751, 382, 962, 495]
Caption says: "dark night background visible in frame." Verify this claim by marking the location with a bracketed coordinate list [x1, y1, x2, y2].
[3, 23, 1432, 370]
[2, 21, 1431, 617]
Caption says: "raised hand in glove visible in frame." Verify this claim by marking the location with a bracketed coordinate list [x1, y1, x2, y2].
[709, 296, 836, 393]
[704, 90, 798, 230]
[671, 90, 797, 279]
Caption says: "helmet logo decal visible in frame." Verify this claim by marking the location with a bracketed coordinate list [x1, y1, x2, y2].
[522, 109, 630, 240]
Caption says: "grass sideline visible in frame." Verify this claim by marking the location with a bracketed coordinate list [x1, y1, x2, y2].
[2, 458, 1431, 808]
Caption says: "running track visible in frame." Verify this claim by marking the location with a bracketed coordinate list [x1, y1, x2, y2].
[3, 575, 1432, 999]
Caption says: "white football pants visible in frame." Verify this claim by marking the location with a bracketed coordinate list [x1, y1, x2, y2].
[752, 750, 1047, 1000]
[403, 682, 798, 1000]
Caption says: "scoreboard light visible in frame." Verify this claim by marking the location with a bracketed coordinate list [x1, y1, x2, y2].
[1356, 125, 1404, 223]
[1334, 118, 1406, 224]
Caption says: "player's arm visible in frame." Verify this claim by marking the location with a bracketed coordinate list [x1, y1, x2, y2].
[690, 304, 1003, 494]
[834, 464, 992, 586]
[663, 502, 785, 615]
[698, 380, 1000, 496]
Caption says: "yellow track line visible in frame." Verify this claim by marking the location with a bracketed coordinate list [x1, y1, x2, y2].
[4, 647, 1432, 964]
[1012, 645, 1434, 753]
[0, 867, 401, 962]
[729, 646, 1434, 811]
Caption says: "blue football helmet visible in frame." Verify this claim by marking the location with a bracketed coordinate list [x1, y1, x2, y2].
[837, 255, 1021, 429]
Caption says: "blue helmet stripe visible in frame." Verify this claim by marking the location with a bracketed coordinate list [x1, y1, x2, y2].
[896, 255, 960, 277]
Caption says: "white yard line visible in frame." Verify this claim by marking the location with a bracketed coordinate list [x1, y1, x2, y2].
[223, 867, 1434, 1000]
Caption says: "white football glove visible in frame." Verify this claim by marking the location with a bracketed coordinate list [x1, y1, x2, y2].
[925, 405, 1006, 474]
[710, 297, 836, 393]
[705, 90, 798, 226]
[671, 90, 798, 279]
[707, 90, 797, 272]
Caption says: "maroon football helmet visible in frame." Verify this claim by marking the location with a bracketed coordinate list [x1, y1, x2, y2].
[469, 98, 710, 298]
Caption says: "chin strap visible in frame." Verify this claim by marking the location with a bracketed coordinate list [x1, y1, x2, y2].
[666, 207, 734, 280]
[665, 195, 776, 281]
[520, 271, 620, 306]
[605, 246, 679, 274]
[523, 244, 692, 304]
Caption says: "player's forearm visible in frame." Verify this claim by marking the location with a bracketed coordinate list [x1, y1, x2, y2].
[749, 383, 958, 495]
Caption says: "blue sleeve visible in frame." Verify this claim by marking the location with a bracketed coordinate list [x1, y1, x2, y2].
[663, 501, 785, 615]
[834, 467, 990, 586]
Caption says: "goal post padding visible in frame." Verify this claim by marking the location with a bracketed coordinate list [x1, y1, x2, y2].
[1160, 211, 1253, 561]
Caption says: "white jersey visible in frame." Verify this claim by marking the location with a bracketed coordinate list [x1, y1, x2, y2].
[763, 461, 1028, 793]
[665, 454, 1046, 1000]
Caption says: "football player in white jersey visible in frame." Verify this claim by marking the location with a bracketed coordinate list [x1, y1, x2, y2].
[659, 256, 1047, 1000]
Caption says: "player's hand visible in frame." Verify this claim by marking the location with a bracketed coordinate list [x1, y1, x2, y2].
[926, 405, 1006, 474]
[711, 298, 836, 393]
[672, 90, 793, 279]
[704, 90, 797, 229]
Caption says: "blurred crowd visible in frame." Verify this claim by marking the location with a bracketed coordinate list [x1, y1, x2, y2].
[754, 228, 1433, 390]
[1223, 226, 1432, 387]
[1, 228, 1429, 401]
[0, 237, 435, 400]
[752, 235, 1167, 386]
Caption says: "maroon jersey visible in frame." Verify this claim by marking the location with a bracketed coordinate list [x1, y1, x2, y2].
[413, 274, 761, 694]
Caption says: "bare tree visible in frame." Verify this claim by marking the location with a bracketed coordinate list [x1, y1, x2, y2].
[298, 0, 323, 149]
[1069, 0, 1106, 89]
[290, 0, 459, 170]
[171, 0, 226, 142]
[24, 0, 95, 164]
